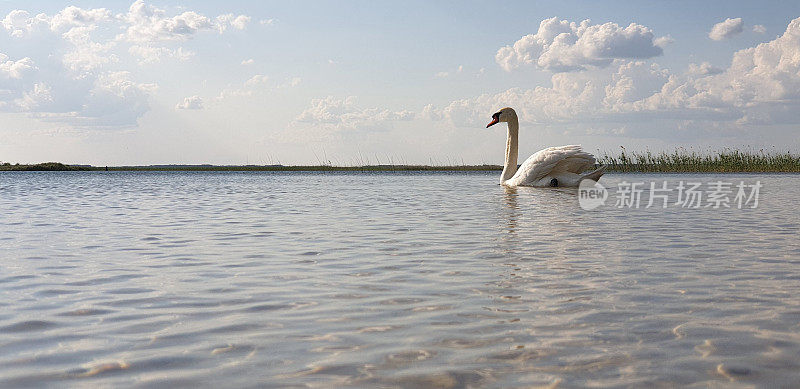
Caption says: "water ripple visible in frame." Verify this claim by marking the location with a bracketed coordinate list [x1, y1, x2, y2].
[0, 171, 799, 387]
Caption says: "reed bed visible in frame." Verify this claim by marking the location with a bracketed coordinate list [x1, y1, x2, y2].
[598, 148, 800, 173]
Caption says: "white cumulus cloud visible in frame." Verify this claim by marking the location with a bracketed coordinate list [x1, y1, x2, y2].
[69, 71, 156, 127]
[2, 10, 49, 37]
[214, 14, 250, 33]
[50, 6, 111, 33]
[496, 17, 665, 72]
[118, 0, 248, 42]
[0, 53, 37, 79]
[654, 35, 674, 48]
[752, 24, 766, 34]
[20, 71, 157, 128]
[244, 74, 269, 88]
[709, 18, 744, 41]
[176, 95, 203, 110]
[687, 62, 723, 76]
[14, 82, 54, 111]
[1, 6, 111, 38]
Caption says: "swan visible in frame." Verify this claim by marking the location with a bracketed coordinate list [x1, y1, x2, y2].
[486, 107, 605, 187]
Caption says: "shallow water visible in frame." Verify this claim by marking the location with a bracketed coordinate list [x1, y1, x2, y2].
[1, 171, 799, 388]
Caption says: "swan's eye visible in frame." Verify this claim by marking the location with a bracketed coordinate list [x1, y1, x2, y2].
[492, 112, 500, 119]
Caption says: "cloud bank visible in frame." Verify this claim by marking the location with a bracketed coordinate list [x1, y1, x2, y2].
[0, 1, 251, 128]
[119, 1, 248, 42]
[430, 17, 800, 132]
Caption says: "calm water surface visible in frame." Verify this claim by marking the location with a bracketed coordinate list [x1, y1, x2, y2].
[1, 171, 799, 388]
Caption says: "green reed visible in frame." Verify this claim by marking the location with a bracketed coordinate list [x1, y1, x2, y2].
[598, 147, 800, 173]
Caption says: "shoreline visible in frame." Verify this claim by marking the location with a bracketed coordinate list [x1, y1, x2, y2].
[1, 162, 799, 173]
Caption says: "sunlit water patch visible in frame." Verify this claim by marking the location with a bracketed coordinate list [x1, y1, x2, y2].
[1, 171, 799, 387]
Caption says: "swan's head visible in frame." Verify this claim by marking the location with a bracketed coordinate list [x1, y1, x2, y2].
[486, 107, 516, 128]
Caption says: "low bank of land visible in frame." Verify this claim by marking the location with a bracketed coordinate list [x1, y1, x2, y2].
[3, 150, 799, 173]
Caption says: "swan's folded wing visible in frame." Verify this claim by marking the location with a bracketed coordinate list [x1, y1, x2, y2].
[509, 145, 596, 186]
[552, 147, 596, 174]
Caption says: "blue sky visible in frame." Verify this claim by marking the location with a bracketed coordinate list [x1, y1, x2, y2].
[1, 1, 799, 165]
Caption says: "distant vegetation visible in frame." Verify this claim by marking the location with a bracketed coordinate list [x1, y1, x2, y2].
[598, 148, 800, 173]
[0, 162, 500, 172]
[106, 164, 503, 172]
[3, 149, 799, 172]
[0, 162, 94, 171]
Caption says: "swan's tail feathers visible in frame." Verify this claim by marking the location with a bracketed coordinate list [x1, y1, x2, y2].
[580, 165, 606, 183]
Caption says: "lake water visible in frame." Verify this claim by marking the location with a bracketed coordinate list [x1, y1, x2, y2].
[1, 171, 799, 388]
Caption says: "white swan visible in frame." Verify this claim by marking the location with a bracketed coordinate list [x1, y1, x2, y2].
[487, 107, 605, 187]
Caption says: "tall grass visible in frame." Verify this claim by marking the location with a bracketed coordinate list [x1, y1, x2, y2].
[598, 147, 800, 173]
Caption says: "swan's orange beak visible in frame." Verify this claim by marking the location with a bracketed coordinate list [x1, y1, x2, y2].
[486, 118, 499, 128]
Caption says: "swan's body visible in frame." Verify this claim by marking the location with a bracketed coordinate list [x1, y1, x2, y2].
[487, 107, 605, 187]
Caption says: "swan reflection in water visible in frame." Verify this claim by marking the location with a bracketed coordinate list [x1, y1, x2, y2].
[497, 185, 581, 250]
[501, 186, 520, 236]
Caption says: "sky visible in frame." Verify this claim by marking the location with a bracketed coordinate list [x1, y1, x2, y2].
[1, 0, 799, 165]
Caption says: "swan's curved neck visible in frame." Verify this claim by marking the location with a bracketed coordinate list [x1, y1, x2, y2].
[501, 115, 519, 184]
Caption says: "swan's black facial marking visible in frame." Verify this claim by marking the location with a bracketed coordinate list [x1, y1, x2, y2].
[487, 112, 502, 128]
[549, 178, 558, 187]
